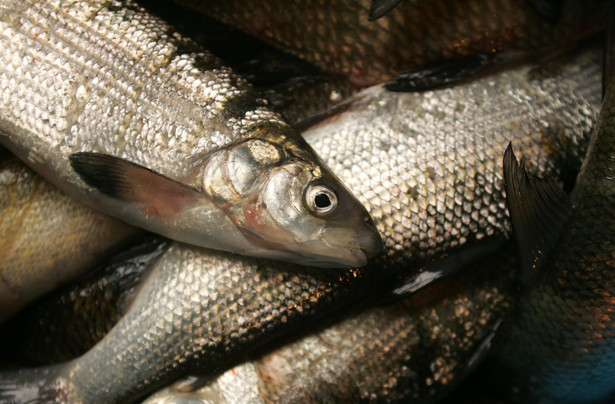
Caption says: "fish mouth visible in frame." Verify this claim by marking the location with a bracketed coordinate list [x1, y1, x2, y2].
[314, 225, 383, 268]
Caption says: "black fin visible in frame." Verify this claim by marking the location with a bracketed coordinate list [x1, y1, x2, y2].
[70, 152, 201, 217]
[503, 144, 571, 281]
[387, 236, 507, 300]
[368, 0, 402, 21]
[385, 53, 499, 92]
[524, 0, 563, 23]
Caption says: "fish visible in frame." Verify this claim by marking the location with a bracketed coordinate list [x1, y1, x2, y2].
[142, 244, 519, 404]
[0, 235, 169, 365]
[0, 48, 602, 403]
[480, 76, 615, 401]
[174, 0, 604, 86]
[0, 0, 381, 268]
[0, 151, 140, 323]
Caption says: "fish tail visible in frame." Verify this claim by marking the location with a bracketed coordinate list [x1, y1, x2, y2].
[0, 364, 67, 404]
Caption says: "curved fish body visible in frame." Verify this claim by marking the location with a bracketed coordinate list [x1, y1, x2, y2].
[0, 236, 169, 365]
[175, 0, 604, 85]
[142, 245, 518, 404]
[484, 79, 615, 402]
[0, 152, 140, 323]
[0, 49, 603, 403]
[0, 0, 381, 268]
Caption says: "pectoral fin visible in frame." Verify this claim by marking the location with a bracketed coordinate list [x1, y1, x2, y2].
[70, 152, 201, 218]
[503, 143, 571, 282]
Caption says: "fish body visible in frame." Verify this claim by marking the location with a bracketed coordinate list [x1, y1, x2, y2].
[0, 0, 380, 268]
[176, 0, 604, 85]
[142, 244, 519, 404]
[0, 152, 140, 323]
[485, 80, 615, 402]
[0, 49, 603, 403]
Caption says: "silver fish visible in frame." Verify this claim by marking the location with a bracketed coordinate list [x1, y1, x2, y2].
[141, 245, 518, 404]
[0, 152, 140, 323]
[0, 0, 381, 268]
[0, 48, 602, 403]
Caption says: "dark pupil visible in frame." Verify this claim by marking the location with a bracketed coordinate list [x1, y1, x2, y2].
[314, 193, 331, 209]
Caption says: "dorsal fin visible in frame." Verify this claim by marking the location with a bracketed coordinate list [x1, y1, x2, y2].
[503, 143, 571, 281]
[368, 0, 402, 21]
[70, 152, 201, 218]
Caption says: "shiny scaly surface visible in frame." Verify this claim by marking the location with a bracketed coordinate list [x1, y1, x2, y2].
[0, 49, 602, 403]
[485, 80, 615, 403]
[176, 0, 604, 85]
[0, 0, 380, 268]
[143, 245, 518, 404]
[304, 48, 600, 277]
[0, 152, 139, 323]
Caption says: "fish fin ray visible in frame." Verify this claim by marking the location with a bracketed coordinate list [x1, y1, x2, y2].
[70, 152, 201, 218]
[503, 143, 571, 281]
[385, 54, 500, 92]
[368, 0, 402, 21]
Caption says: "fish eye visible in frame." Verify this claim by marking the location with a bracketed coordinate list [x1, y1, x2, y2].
[305, 183, 338, 216]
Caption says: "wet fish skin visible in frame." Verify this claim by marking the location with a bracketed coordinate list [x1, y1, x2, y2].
[0, 235, 169, 365]
[0, 153, 140, 323]
[484, 81, 615, 402]
[0, 49, 602, 403]
[175, 0, 604, 85]
[303, 48, 600, 278]
[142, 244, 519, 404]
[136, 0, 358, 125]
[0, 0, 380, 268]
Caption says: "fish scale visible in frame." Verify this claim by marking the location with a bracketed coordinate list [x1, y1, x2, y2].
[0, 0, 267, 175]
[0, 0, 381, 268]
[142, 245, 519, 404]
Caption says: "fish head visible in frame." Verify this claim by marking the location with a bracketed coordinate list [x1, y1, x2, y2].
[202, 138, 382, 268]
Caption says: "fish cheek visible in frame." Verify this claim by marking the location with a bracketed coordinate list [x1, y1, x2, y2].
[202, 139, 283, 204]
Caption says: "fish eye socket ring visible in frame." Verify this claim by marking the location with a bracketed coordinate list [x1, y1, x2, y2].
[305, 183, 338, 216]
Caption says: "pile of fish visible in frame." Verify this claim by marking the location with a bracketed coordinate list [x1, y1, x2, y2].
[0, 0, 613, 403]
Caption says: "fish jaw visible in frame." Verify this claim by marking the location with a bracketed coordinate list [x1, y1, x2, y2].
[200, 138, 382, 268]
